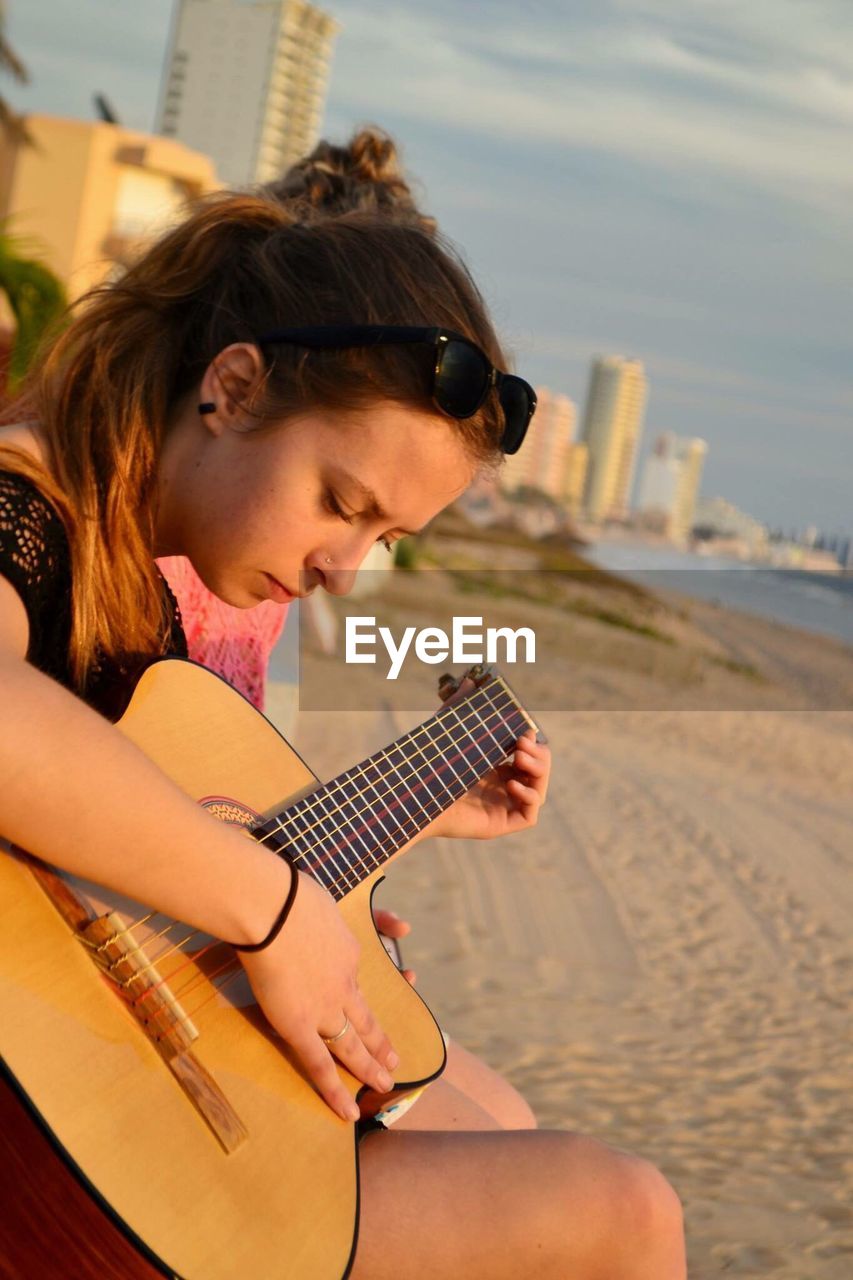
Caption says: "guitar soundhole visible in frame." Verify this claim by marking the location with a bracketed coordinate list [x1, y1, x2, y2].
[198, 796, 263, 829]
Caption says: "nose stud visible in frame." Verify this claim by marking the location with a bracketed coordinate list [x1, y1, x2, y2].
[324, 555, 333, 565]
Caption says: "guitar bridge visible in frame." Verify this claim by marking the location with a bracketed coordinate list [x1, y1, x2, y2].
[76, 911, 248, 1154]
[81, 911, 199, 1050]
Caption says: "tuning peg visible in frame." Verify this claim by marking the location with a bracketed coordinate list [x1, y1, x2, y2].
[437, 673, 460, 701]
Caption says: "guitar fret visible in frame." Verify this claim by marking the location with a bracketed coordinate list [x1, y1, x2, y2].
[347, 760, 401, 859]
[325, 784, 383, 882]
[286, 808, 340, 890]
[338, 762, 391, 875]
[311, 790, 361, 890]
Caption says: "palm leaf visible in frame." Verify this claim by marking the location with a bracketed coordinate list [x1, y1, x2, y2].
[0, 232, 67, 389]
[0, 35, 28, 84]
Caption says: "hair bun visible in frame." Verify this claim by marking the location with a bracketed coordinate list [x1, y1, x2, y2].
[347, 127, 400, 184]
[266, 126, 433, 231]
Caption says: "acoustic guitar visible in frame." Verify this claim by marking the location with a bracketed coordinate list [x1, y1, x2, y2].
[0, 657, 538, 1279]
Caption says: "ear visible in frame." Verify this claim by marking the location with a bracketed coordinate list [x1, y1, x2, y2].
[198, 343, 266, 434]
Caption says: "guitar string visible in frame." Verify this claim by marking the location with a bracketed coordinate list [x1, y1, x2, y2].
[242, 686, 517, 896]
[247, 683, 515, 896]
[116, 686, 518, 991]
[261, 684, 524, 888]
[119, 691, 529, 1025]
[176, 692, 532, 1016]
[164, 692, 523, 1017]
[109, 683, 531, 1019]
[121, 687, 528, 1016]
[160, 693, 528, 1017]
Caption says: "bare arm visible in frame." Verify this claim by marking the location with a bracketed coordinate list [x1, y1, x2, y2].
[0, 576, 396, 1119]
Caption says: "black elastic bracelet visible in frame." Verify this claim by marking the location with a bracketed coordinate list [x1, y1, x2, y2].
[231, 859, 299, 953]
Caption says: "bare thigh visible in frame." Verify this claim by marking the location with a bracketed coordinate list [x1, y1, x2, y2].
[390, 1040, 536, 1133]
[353, 1127, 686, 1280]
[440, 1039, 537, 1129]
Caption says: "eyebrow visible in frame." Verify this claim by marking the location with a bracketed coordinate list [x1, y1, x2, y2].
[334, 468, 423, 536]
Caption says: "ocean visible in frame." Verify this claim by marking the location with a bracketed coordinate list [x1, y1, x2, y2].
[585, 542, 853, 650]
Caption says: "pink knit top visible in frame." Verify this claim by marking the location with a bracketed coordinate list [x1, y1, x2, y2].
[157, 556, 288, 711]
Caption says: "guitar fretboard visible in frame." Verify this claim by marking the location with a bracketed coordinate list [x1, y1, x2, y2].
[254, 676, 533, 900]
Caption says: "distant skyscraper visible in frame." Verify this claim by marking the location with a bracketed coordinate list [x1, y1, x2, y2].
[580, 355, 648, 522]
[502, 388, 586, 511]
[157, 0, 339, 186]
[672, 436, 707, 539]
[638, 432, 708, 540]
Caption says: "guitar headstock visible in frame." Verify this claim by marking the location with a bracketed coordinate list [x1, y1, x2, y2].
[438, 665, 545, 744]
[437, 664, 494, 703]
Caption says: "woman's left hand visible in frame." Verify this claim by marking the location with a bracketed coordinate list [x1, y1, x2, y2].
[426, 730, 550, 842]
[372, 907, 417, 987]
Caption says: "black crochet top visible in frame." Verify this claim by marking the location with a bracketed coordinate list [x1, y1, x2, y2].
[0, 470, 187, 720]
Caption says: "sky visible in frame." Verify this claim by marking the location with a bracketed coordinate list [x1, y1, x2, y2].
[5, 0, 853, 535]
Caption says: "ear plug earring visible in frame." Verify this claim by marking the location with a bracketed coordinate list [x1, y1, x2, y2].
[198, 402, 216, 414]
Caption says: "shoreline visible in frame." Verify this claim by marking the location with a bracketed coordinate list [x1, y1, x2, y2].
[583, 535, 853, 650]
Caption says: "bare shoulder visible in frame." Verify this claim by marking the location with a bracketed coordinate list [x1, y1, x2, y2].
[0, 422, 43, 462]
[0, 574, 29, 660]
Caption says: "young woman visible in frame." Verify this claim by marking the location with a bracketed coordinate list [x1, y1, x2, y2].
[0, 193, 686, 1278]
[158, 124, 542, 1133]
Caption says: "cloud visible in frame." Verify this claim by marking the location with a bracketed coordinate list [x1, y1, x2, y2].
[6, 0, 171, 129]
[326, 0, 853, 221]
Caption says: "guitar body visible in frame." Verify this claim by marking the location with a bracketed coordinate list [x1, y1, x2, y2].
[0, 660, 447, 1279]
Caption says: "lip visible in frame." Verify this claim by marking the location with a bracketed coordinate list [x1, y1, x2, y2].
[262, 572, 296, 604]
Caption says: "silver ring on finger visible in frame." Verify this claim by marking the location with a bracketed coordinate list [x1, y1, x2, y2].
[321, 1015, 350, 1045]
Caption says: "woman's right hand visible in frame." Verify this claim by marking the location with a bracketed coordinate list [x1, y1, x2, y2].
[238, 871, 398, 1122]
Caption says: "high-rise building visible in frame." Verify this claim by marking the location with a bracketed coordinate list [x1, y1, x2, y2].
[157, 0, 339, 187]
[501, 387, 588, 514]
[637, 432, 708, 540]
[561, 441, 589, 519]
[502, 388, 575, 499]
[580, 355, 647, 522]
[672, 436, 707, 539]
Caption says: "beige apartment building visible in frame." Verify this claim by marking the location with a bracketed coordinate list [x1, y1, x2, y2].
[0, 114, 217, 301]
[561, 439, 589, 518]
[580, 355, 648, 522]
[671, 436, 707, 539]
[158, 0, 339, 186]
[637, 432, 708, 540]
[502, 387, 587, 513]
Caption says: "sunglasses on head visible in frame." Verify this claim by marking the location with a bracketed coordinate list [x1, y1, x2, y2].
[254, 324, 537, 455]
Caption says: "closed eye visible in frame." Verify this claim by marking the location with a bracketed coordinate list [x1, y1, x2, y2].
[322, 488, 355, 524]
[324, 487, 398, 553]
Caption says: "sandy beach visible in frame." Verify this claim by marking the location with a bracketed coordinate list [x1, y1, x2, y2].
[269, 560, 853, 1279]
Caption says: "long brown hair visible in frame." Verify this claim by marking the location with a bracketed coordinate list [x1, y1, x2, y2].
[2, 192, 506, 691]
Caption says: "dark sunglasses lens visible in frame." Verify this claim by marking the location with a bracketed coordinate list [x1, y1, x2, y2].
[499, 378, 536, 454]
[435, 340, 490, 417]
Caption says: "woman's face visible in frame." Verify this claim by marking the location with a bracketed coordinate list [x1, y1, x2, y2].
[158, 399, 475, 606]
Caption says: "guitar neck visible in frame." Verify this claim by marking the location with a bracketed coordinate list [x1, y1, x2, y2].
[254, 674, 536, 901]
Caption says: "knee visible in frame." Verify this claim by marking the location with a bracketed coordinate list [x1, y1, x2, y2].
[612, 1153, 686, 1278]
[557, 1137, 686, 1279]
[623, 1156, 684, 1244]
